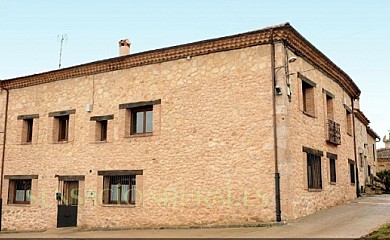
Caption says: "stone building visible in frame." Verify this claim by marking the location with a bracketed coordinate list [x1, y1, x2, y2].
[0, 23, 377, 231]
[353, 107, 380, 192]
[378, 132, 390, 172]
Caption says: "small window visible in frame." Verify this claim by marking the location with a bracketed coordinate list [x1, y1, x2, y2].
[368, 165, 371, 177]
[18, 114, 39, 144]
[326, 95, 334, 120]
[307, 153, 322, 189]
[329, 158, 336, 183]
[8, 179, 31, 204]
[302, 81, 315, 116]
[57, 115, 69, 142]
[131, 107, 153, 135]
[346, 110, 353, 135]
[103, 175, 136, 205]
[24, 119, 34, 143]
[349, 161, 356, 184]
[97, 120, 108, 141]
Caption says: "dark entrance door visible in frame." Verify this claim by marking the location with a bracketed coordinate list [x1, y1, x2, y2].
[57, 180, 79, 228]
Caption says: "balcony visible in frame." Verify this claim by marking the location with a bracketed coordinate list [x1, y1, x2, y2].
[327, 119, 341, 145]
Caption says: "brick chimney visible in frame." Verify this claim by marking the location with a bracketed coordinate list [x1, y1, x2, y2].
[119, 39, 131, 56]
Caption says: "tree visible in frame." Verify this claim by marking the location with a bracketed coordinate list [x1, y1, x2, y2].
[376, 170, 390, 193]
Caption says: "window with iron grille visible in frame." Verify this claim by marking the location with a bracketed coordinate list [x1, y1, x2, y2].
[131, 106, 153, 135]
[8, 179, 31, 204]
[307, 153, 322, 189]
[103, 175, 136, 205]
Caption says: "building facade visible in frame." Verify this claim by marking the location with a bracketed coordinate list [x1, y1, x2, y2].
[0, 23, 376, 231]
[353, 108, 380, 191]
[378, 132, 390, 172]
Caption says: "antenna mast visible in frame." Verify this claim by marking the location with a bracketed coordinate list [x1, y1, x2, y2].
[58, 34, 68, 68]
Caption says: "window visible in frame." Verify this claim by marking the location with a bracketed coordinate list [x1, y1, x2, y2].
[24, 119, 33, 143]
[18, 114, 39, 144]
[57, 115, 69, 141]
[329, 158, 336, 183]
[307, 153, 322, 189]
[60, 181, 79, 206]
[131, 106, 153, 135]
[8, 179, 31, 204]
[368, 165, 371, 177]
[326, 94, 334, 120]
[349, 160, 356, 184]
[103, 175, 136, 204]
[119, 100, 160, 137]
[49, 109, 75, 143]
[301, 79, 315, 117]
[90, 115, 114, 142]
[97, 120, 108, 141]
[346, 109, 353, 135]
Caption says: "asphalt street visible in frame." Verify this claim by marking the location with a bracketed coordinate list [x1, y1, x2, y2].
[1, 194, 389, 238]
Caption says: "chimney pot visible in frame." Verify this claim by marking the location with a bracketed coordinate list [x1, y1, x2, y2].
[119, 39, 131, 56]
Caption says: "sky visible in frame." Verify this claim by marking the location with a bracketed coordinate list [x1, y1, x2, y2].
[0, 0, 389, 147]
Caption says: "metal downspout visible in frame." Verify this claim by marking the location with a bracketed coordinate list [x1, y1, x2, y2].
[270, 29, 282, 222]
[351, 98, 360, 197]
[0, 83, 9, 231]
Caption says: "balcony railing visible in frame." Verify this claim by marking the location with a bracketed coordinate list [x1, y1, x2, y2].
[327, 119, 341, 145]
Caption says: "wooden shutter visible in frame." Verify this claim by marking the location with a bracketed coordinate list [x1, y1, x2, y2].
[102, 176, 110, 204]
[7, 180, 16, 204]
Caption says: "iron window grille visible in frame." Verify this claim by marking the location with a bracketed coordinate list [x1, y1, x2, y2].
[8, 179, 31, 204]
[103, 175, 136, 205]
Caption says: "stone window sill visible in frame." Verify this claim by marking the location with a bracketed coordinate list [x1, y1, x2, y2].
[92, 140, 109, 144]
[52, 141, 69, 144]
[307, 188, 322, 192]
[101, 204, 136, 208]
[303, 111, 316, 118]
[330, 182, 336, 185]
[7, 204, 31, 207]
[126, 133, 153, 138]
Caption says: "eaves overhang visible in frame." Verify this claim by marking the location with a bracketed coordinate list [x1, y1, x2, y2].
[1, 23, 361, 98]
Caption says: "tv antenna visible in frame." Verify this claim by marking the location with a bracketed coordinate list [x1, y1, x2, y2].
[57, 34, 68, 68]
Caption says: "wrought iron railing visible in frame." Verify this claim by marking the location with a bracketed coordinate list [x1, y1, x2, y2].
[327, 119, 341, 145]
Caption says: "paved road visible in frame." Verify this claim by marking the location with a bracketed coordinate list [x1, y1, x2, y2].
[1, 194, 389, 238]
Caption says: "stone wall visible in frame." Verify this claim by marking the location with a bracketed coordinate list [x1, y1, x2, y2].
[0, 45, 277, 231]
[0, 40, 367, 231]
[274, 44, 357, 220]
